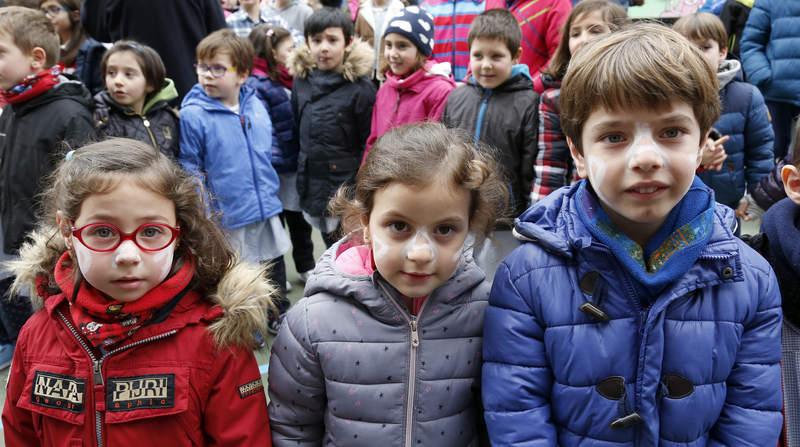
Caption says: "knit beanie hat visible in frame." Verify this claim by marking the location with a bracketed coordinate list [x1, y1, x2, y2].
[383, 6, 435, 57]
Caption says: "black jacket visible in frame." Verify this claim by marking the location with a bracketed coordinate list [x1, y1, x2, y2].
[0, 81, 93, 254]
[442, 67, 539, 217]
[290, 40, 376, 217]
[81, 0, 226, 100]
[93, 80, 180, 158]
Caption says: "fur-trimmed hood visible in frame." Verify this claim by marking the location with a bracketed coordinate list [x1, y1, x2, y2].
[288, 38, 374, 81]
[7, 225, 273, 348]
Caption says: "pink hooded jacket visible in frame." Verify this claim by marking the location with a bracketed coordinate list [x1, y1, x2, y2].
[363, 61, 456, 161]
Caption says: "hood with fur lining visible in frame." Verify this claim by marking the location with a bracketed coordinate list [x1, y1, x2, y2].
[7, 226, 273, 348]
[289, 38, 374, 81]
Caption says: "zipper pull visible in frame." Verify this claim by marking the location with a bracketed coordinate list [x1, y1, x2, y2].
[142, 119, 150, 128]
[93, 360, 104, 386]
[410, 320, 419, 348]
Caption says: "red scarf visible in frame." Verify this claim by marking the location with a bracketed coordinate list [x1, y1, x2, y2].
[54, 252, 196, 349]
[0, 67, 61, 106]
[253, 57, 293, 90]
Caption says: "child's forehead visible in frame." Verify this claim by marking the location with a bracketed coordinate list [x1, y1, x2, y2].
[199, 51, 235, 66]
[310, 27, 345, 40]
[585, 101, 700, 127]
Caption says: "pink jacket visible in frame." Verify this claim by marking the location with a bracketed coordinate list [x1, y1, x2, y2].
[363, 61, 456, 160]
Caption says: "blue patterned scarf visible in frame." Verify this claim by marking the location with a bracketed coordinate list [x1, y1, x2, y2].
[575, 177, 716, 299]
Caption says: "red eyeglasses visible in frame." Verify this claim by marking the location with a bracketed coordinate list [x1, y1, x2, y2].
[71, 223, 180, 252]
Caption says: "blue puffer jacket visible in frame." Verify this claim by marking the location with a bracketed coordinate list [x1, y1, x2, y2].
[245, 74, 298, 173]
[179, 84, 282, 229]
[699, 60, 774, 209]
[740, 0, 800, 107]
[482, 183, 783, 446]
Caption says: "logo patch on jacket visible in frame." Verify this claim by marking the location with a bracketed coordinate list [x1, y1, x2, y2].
[32, 371, 85, 413]
[107, 374, 174, 411]
[238, 379, 263, 399]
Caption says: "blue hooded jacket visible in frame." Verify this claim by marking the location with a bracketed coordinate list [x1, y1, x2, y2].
[699, 60, 774, 209]
[179, 84, 282, 229]
[482, 183, 783, 446]
[245, 75, 298, 173]
[740, 0, 800, 107]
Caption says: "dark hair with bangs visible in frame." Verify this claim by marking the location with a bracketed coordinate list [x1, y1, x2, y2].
[560, 22, 720, 153]
[304, 7, 353, 43]
[468, 8, 522, 58]
[101, 41, 167, 100]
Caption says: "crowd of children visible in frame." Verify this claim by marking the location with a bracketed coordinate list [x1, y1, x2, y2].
[0, 0, 798, 445]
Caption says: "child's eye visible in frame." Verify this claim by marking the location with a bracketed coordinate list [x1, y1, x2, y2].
[435, 225, 457, 237]
[601, 133, 626, 144]
[388, 222, 409, 233]
[661, 128, 685, 139]
[139, 226, 166, 238]
[89, 225, 117, 239]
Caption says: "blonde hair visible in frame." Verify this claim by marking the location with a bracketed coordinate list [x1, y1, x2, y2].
[672, 12, 729, 51]
[560, 22, 720, 152]
[330, 123, 509, 241]
[22, 138, 237, 296]
[0, 6, 59, 67]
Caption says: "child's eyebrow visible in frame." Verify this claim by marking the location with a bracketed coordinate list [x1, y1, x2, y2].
[590, 113, 696, 132]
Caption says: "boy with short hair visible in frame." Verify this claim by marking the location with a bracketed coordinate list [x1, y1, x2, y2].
[442, 8, 538, 276]
[0, 6, 93, 367]
[179, 28, 290, 333]
[673, 12, 774, 219]
[482, 22, 783, 446]
[289, 7, 375, 247]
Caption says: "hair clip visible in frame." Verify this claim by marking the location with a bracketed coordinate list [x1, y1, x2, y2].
[266, 29, 275, 39]
[65, 150, 76, 161]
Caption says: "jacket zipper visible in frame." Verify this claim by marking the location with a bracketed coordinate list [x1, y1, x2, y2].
[473, 89, 492, 142]
[56, 310, 177, 447]
[141, 117, 158, 149]
[241, 114, 266, 220]
[378, 281, 429, 447]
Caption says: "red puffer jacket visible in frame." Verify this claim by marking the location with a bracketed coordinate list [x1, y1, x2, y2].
[2, 250, 273, 446]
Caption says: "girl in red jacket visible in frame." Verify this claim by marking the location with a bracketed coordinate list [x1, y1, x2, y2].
[363, 6, 456, 160]
[2, 138, 274, 446]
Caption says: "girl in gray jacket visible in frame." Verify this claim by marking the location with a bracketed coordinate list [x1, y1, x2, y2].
[268, 123, 508, 446]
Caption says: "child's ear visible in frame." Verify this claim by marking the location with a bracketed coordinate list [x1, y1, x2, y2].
[512, 46, 522, 64]
[55, 211, 73, 249]
[781, 164, 800, 205]
[567, 136, 587, 178]
[360, 214, 371, 243]
[30, 47, 47, 71]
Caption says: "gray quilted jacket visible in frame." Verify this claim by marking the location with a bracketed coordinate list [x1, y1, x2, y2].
[268, 238, 490, 446]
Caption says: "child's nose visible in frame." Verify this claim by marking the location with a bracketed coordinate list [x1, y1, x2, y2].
[113, 240, 142, 265]
[628, 142, 665, 172]
[406, 236, 434, 263]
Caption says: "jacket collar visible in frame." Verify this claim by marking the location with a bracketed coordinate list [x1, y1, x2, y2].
[383, 61, 454, 92]
[289, 39, 374, 82]
[514, 182, 743, 298]
[467, 64, 533, 92]
[304, 234, 485, 323]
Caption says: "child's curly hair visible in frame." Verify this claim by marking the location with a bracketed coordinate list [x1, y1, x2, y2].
[330, 123, 509, 242]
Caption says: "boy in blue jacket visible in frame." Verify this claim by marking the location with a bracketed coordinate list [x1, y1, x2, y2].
[179, 29, 290, 333]
[482, 23, 783, 446]
[673, 12, 774, 218]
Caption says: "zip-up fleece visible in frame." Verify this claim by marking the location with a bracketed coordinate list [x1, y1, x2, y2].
[179, 83, 282, 230]
[268, 236, 489, 446]
[2, 227, 274, 446]
[289, 40, 376, 217]
[93, 79, 181, 158]
[482, 183, 783, 446]
[364, 61, 455, 158]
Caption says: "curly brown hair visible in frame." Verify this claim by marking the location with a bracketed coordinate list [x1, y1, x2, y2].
[36, 138, 236, 295]
[330, 123, 509, 242]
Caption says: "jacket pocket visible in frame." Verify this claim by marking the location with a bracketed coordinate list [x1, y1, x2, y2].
[17, 366, 87, 445]
[103, 366, 200, 446]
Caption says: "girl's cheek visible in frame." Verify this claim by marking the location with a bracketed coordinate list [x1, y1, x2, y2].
[72, 238, 96, 277]
[150, 243, 176, 282]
